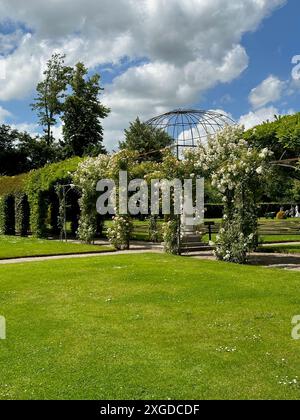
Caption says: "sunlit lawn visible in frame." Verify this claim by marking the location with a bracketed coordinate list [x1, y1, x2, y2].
[0, 236, 114, 259]
[108, 219, 300, 244]
[261, 244, 300, 254]
[0, 253, 300, 400]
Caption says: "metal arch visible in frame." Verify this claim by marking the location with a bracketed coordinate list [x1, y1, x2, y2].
[145, 109, 235, 153]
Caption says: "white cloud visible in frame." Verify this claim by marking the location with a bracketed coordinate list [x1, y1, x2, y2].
[239, 106, 280, 129]
[0, 105, 11, 123]
[51, 123, 63, 141]
[0, 0, 286, 147]
[0, 33, 43, 100]
[10, 122, 40, 136]
[249, 75, 286, 109]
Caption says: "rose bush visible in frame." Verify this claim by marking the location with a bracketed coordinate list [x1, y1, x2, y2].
[190, 125, 272, 263]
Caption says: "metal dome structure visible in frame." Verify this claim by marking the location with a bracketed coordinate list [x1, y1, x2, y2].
[146, 109, 235, 158]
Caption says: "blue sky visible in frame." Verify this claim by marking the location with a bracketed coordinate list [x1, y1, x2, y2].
[203, 0, 300, 119]
[0, 0, 299, 149]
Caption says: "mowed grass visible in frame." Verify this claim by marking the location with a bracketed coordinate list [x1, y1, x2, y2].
[105, 220, 300, 244]
[1, 254, 300, 400]
[0, 236, 114, 259]
[261, 244, 300, 254]
[260, 235, 300, 244]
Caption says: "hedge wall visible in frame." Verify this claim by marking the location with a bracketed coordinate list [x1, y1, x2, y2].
[25, 157, 82, 237]
[0, 173, 27, 197]
[0, 158, 82, 238]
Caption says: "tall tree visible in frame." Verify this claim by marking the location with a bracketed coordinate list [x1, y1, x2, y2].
[18, 133, 61, 170]
[62, 62, 110, 157]
[119, 118, 173, 162]
[31, 53, 72, 146]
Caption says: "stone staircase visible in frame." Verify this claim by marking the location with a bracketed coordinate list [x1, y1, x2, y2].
[180, 232, 213, 254]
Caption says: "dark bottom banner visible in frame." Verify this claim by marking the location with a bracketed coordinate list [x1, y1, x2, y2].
[1, 401, 206, 416]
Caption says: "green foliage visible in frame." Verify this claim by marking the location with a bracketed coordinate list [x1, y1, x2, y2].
[62, 62, 110, 158]
[18, 133, 62, 171]
[26, 158, 81, 194]
[0, 125, 25, 176]
[15, 193, 30, 237]
[49, 193, 60, 236]
[119, 118, 173, 162]
[32, 54, 72, 145]
[162, 217, 181, 255]
[148, 216, 160, 243]
[26, 158, 82, 237]
[73, 154, 111, 242]
[0, 173, 27, 197]
[191, 125, 271, 264]
[107, 216, 133, 250]
[244, 112, 300, 202]
[290, 180, 300, 202]
[0, 124, 64, 176]
[0, 194, 15, 236]
[276, 113, 300, 153]
[244, 112, 300, 160]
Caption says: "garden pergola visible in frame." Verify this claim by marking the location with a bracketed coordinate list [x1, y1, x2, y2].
[146, 109, 235, 158]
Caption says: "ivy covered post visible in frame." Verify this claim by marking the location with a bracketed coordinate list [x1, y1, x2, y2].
[15, 193, 30, 237]
[148, 216, 160, 243]
[29, 191, 49, 238]
[158, 151, 186, 255]
[106, 151, 138, 250]
[73, 155, 111, 243]
[192, 125, 272, 264]
[161, 216, 181, 254]
[49, 192, 60, 236]
[0, 194, 16, 236]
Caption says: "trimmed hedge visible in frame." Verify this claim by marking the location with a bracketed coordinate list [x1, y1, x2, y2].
[0, 195, 16, 236]
[0, 173, 27, 197]
[0, 158, 82, 238]
[26, 158, 82, 237]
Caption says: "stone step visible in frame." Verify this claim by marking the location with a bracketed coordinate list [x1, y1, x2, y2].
[181, 235, 203, 243]
[180, 245, 214, 253]
[181, 242, 205, 247]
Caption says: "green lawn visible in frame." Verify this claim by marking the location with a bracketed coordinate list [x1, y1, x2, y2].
[1, 253, 300, 400]
[261, 244, 300, 254]
[104, 220, 300, 244]
[0, 236, 114, 259]
[260, 235, 300, 244]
